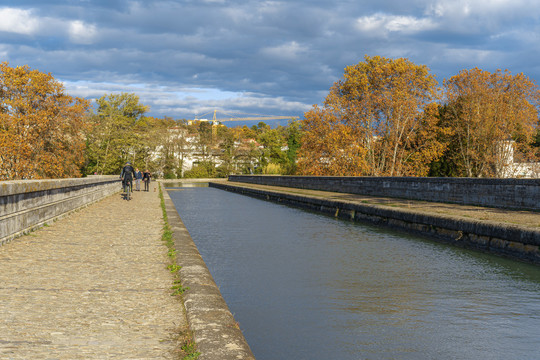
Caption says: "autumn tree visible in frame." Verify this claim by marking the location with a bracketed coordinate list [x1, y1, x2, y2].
[84, 93, 148, 175]
[298, 103, 368, 175]
[298, 55, 445, 176]
[0, 62, 90, 180]
[442, 68, 540, 177]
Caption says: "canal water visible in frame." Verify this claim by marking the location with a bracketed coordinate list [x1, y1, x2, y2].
[166, 183, 540, 360]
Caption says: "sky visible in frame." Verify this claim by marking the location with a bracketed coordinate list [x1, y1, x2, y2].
[1, 0, 539, 123]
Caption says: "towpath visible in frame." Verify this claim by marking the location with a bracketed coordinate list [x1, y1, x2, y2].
[0, 186, 187, 359]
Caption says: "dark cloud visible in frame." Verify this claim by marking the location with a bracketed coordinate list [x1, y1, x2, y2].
[1, 0, 539, 119]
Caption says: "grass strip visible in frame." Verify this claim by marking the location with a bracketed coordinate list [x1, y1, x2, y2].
[159, 183, 200, 360]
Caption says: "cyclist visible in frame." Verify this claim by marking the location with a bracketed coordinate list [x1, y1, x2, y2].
[121, 161, 136, 198]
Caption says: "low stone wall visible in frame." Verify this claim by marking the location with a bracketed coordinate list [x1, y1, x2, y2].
[212, 182, 540, 264]
[0, 176, 120, 245]
[228, 175, 540, 211]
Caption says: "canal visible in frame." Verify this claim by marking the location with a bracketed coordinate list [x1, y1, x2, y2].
[167, 183, 540, 360]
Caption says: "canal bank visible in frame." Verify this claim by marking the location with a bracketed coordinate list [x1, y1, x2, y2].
[169, 182, 540, 360]
[210, 181, 540, 265]
[161, 185, 255, 360]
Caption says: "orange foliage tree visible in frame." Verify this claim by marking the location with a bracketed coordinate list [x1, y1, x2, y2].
[296, 103, 368, 175]
[443, 68, 540, 177]
[298, 55, 446, 176]
[0, 62, 90, 180]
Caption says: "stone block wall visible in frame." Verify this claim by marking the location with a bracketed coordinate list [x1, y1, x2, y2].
[0, 176, 120, 245]
[228, 175, 540, 211]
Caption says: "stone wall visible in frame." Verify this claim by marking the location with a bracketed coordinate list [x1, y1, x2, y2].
[0, 176, 120, 245]
[228, 175, 540, 211]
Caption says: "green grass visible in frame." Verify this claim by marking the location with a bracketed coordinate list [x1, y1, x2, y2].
[181, 339, 201, 360]
[158, 184, 198, 360]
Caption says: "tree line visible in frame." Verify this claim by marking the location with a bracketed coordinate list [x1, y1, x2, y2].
[1, 58, 539, 180]
[0, 62, 301, 179]
[84, 99, 302, 179]
[298, 55, 540, 178]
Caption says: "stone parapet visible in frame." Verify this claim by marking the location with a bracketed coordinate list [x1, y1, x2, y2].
[0, 176, 120, 245]
[228, 175, 540, 211]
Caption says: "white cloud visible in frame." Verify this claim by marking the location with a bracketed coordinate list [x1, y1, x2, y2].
[0, 7, 98, 45]
[62, 79, 310, 119]
[260, 41, 308, 61]
[425, 0, 540, 20]
[0, 8, 39, 35]
[69, 20, 97, 44]
[356, 13, 436, 35]
[355, 14, 386, 33]
[385, 16, 436, 33]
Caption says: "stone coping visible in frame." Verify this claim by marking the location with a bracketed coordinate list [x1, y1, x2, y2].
[0, 175, 119, 195]
[228, 175, 540, 211]
[162, 187, 256, 360]
[229, 174, 540, 185]
[1, 176, 120, 245]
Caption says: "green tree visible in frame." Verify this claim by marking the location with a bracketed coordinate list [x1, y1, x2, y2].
[217, 125, 237, 176]
[183, 160, 217, 178]
[196, 121, 213, 159]
[285, 121, 302, 174]
[257, 125, 288, 171]
[84, 93, 148, 175]
[141, 116, 178, 178]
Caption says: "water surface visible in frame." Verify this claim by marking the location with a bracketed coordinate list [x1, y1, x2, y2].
[168, 184, 540, 360]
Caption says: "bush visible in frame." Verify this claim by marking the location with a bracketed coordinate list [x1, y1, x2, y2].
[163, 171, 177, 179]
[263, 163, 282, 174]
[183, 166, 209, 178]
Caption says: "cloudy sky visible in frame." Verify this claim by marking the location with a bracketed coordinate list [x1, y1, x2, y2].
[1, 0, 539, 122]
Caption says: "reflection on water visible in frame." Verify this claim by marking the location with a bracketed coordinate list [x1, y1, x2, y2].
[168, 185, 540, 360]
[163, 181, 209, 188]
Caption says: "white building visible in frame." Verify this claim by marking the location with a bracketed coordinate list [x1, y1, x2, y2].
[151, 126, 262, 177]
[499, 140, 539, 178]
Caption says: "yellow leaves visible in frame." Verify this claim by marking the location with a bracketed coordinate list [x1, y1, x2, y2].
[297, 105, 369, 176]
[443, 67, 540, 177]
[300, 56, 540, 178]
[299, 55, 441, 177]
[0, 62, 90, 180]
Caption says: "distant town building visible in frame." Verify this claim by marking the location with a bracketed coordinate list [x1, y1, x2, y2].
[499, 140, 539, 178]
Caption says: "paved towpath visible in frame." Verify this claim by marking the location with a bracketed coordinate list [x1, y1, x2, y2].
[0, 186, 187, 359]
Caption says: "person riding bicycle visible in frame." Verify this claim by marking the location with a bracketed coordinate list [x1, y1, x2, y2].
[121, 161, 136, 193]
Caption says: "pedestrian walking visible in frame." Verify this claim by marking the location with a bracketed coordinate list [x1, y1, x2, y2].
[135, 168, 142, 191]
[143, 169, 151, 192]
